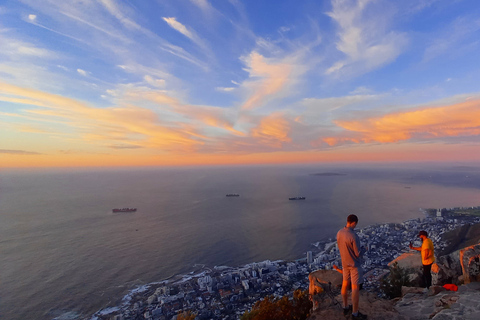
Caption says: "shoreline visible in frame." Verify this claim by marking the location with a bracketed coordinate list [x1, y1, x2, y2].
[89, 207, 480, 320]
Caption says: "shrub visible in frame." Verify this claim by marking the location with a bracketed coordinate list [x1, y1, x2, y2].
[241, 289, 312, 320]
[380, 262, 412, 299]
[177, 310, 196, 320]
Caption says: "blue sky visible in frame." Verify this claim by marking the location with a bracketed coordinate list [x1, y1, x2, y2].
[1, 0, 480, 167]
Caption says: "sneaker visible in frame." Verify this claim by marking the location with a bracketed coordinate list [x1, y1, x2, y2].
[352, 311, 368, 319]
[343, 305, 352, 316]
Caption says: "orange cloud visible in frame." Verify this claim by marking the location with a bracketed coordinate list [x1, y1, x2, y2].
[3, 141, 480, 169]
[241, 52, 292, 110]
[326, 99, 480, 145]
[137, 90, 244, 136]
[251, 113, 291, 148]
[0, 82, 203, 152]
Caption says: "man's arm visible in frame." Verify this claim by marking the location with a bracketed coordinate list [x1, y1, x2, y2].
[352, 236, 361, 258]
[409, 243, 421, 252]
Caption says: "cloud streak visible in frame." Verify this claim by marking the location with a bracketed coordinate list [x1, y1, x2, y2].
[240, 52, 294, 110]
[325, 99, 480, 146]
[251, 113, 292, 148]
[326, 0, 408, 77]
[162, 17, 209, 53]
[0, 149, 43, 155]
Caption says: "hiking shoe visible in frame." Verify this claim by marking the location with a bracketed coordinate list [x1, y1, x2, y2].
[352, 311, 368, 319]
[343, 305, 352, 316]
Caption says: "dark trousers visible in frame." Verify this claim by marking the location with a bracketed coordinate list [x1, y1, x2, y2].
[423, 263, 432, 288]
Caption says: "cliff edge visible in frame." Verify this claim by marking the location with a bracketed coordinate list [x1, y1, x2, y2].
[308, 242, 480, 320]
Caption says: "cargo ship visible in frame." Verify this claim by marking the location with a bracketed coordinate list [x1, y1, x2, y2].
[112, 208, 137, 213]
[289, 197, 306, 200]
[226, 194, 240, 197]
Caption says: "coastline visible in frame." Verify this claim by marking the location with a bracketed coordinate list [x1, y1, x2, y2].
[89, 207, 480, 320]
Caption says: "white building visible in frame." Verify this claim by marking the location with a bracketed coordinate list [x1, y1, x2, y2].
[241, 280, 250, 290]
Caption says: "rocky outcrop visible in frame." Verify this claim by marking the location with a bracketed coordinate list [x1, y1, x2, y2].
[308, 269, 343, 311]
[459, 243, 480, 284]
[308, 283, 480, 320]
[308, 291, 406, 320]
[389, 252, 424, 286]
[395, 282, 480, 319]
[392, 243, 480, 286]
[389, 252, 423, 270]
[308, 242, 480, 320]
[308, 269, 343, 293]
[435, 249, 463, 285]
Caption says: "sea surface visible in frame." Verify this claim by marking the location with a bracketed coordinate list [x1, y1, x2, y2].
[1, 163, 479, 320]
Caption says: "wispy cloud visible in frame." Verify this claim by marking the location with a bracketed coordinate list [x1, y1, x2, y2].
[2, 0, 480, 166]
[326, 0, 408, 77]
[422, 15, 480, 62]
[325, 98, 480, 146]
[0, 82, 204, 152]
[98, 0, 142, 31]
[163, 17, 194, 39]
[251, 113, 292, 148]
[239, 52, 296, 110]
[77, 68, 88, 77]
[162, 17, 209, 53]
[190, 0, 214, 15]
[143, 75, 166, 88]
[0, 149, 42, 155]
[108, 144, 143, 149]
[215, 87, 235, 92]
[1, 38, 55, 59]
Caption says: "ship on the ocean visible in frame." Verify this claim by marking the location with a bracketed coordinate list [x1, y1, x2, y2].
[226, 194, 240, 197]
[289, 197, 306, 200]
[112, 208, 137, 213]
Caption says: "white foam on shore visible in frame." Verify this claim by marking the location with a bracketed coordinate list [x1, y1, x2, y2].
[90, 284, 151, 319]
[53, 311, 81, 320]
[94, 306, 121, 316]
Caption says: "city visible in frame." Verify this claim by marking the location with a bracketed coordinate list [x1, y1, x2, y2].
[94, 207, 480, 320]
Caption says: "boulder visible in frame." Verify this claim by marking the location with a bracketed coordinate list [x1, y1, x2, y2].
[389, 253, 424, 287]
[308, 269, 343, 294]
[308, 291, 406, 320]
[401, 286, 424, 296]
[459, 243, 480, 284]
[435, 249, 463, 285]
[308, 269, 343, 311]
[428, 285, 446, 296]
[389, 252, 423, 270]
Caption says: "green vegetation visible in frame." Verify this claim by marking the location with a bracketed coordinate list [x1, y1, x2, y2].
[241, 289, 312, 320]
[426, 207, 480, 217]
[455, 209, 480, 216]
[380, 262, 412, 299]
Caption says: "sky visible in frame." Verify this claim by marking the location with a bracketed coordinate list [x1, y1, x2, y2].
[1, 0, 480, 168]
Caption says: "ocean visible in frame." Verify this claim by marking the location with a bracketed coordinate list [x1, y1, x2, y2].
[1, 163, 479, 320]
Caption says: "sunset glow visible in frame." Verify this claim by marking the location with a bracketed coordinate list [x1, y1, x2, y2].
[1, 0, 480, 168]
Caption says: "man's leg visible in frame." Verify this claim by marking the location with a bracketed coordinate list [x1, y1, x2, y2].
[341, 267, 352, 316]
[423, 264, 432, 288]
[341, 280, 350, 307]
[351, 284, 360, 314]
[351, 267, 367, 318]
